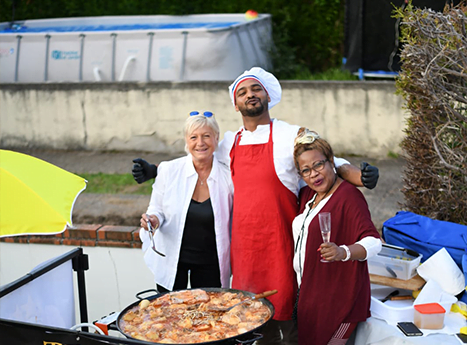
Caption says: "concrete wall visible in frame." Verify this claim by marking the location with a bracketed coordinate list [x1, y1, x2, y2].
[0, 80, 407, 158]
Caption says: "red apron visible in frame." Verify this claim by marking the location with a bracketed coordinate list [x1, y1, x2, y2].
[229, 121, 298, 321]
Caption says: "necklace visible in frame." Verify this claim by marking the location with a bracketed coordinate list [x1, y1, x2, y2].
[194, 161, 212, 187]
[198, 173, 209, 186]
[295, 174, 339, 280]
[295, 196, 315, 279]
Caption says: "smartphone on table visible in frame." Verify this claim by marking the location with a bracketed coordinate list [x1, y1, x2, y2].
[397, 322, 423, 336]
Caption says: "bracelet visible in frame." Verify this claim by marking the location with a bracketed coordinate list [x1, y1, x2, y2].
[340, 245, 351, 262]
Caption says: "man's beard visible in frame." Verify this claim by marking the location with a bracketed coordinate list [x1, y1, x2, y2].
[242, 99, 266, 117]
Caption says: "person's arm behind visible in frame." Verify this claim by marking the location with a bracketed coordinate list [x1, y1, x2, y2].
[132, 158, 158, 183]
[336, 161, 379, 189]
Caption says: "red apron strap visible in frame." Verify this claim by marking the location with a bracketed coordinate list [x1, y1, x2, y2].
[229, 121, 298, 321]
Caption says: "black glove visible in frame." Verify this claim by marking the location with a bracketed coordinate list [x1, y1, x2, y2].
[132, 158, 158, 184]
[360, 162, 379, 190]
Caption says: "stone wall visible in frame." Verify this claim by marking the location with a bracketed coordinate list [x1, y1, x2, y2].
[0, 80, 406, 158]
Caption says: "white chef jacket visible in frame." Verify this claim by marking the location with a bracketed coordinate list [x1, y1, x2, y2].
[139, 154, 234, 290]
[216, 118, 350, 197]
[292, 194, 382, 287]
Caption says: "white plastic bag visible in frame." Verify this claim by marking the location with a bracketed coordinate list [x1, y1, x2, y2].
[414, 279, 457, 312]
[416, 248, 465, 296]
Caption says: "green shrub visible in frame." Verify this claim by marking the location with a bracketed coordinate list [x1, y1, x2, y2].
[395, 2, 467, 224]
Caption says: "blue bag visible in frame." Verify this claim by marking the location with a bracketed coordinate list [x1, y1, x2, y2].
[382, 211, 467, 301]
[383, 211, 467, 265]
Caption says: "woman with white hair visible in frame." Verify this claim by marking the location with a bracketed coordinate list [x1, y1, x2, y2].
[139, 112, 233, 292]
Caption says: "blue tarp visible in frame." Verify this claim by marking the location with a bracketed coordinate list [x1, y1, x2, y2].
[383, 211, 467, 301]
[383, 211, 467, 266]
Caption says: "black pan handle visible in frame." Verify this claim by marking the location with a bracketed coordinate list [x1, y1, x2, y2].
[236, 332, 263, 344]
[108, 322, 119, 331]
[135, 289, 158, 300]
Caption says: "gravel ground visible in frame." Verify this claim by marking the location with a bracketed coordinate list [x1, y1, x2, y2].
[13, 148, 406, 231]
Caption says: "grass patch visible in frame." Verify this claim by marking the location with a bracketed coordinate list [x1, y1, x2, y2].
[387, 151, 400, 159]
[79, 173, 153, 194]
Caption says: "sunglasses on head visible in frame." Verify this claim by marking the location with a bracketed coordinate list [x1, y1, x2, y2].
[190, 111, 213, 118]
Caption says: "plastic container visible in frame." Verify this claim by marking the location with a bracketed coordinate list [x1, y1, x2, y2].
[370, 285, 414, 323]
[413, 279, 457, 316]
[414, 303, 446, 329]
[367, 244, 422, 280]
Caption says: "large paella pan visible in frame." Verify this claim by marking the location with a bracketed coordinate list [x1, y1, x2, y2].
[117, 288, 275, 344]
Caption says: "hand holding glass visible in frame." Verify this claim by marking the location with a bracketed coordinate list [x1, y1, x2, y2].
[319, 212, 331, 263]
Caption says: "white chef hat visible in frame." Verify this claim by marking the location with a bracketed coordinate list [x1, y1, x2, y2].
[228, 67, 282, 109]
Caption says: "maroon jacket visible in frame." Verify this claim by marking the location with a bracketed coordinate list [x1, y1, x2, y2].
[297, 181, 380, 345]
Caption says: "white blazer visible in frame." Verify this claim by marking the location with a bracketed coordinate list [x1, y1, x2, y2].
[140, 155, 233, 290]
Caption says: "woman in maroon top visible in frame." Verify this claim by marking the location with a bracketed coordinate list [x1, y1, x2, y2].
[292, 128, 382, 345]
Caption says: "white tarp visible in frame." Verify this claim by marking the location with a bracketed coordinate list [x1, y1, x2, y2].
[0, 260, 75, 328]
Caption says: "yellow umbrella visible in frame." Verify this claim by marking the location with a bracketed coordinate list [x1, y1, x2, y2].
[0, 150, 87, 237]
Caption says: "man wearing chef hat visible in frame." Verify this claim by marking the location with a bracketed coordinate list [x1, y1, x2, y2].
[132, 67, 379, 344]
[217, 67, 378, 344]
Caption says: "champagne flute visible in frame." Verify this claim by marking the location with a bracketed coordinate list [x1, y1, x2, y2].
[319, 212, 331, 263]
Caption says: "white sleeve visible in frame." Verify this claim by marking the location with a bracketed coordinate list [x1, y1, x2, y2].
[140, 162, 168, 255]
[216, 131, 236, 168]
[139, 227, 152, 252]
[139, 227, 158, 277]
[333, 157, 350, 168]
[356, 236, 382, 260]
